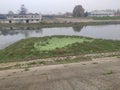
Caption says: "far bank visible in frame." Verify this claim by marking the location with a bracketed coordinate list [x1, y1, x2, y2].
[1, 18, 120, 28]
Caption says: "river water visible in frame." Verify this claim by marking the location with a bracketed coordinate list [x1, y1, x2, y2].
[0, 24, 120, 49]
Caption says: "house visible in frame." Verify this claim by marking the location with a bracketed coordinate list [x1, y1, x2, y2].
[88, 10, 115, 17]
[63, 12, 72, 18]
[0, 13, 42, 24]
[0, 14, 7, 23]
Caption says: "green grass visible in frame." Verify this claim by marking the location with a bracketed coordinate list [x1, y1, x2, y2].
[0, 36, 120, 63]
[92, 16, 120, 20]
[34, 37, 92, 51]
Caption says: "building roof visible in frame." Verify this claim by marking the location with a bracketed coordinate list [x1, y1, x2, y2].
[90, 10, 115, 15]
[0, 14, 7, 19]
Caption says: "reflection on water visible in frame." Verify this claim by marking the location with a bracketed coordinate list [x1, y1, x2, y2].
[0, 28, 43, 37]
[72, 25, 84, 32]
[0, 24, 120, 49]
[0, 26, 84, 36]
[0, 27, 42, 30]
[0, 27, 43, 49]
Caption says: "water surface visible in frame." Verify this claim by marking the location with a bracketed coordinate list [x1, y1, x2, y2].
[0, 24, 120, 49]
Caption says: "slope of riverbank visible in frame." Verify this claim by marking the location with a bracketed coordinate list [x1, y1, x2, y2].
[0, 36, 120, 63]
[0, 51, 120, 70]
[0, 56, 120, 90]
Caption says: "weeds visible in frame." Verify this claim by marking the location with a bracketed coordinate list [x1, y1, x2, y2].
[55, 56, 91, 64]
[103, 70, 114, 75]
[0, 36, 120, 63]
[24, 68, 29, 71]
[92, 62, 98, 64]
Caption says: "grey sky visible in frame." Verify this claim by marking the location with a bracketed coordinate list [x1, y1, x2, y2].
[0, 0, 120, 14]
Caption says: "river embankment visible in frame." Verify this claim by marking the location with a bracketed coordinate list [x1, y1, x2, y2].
[0, 56, 120, 90]
[0, 18, 120, 64]
[0, 36, 120, 63]
[1, 18, 120, 28]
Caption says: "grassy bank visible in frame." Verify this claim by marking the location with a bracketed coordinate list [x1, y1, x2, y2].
[0, 36, 120, 63]
[92, 16, 120, 20]
[0, 21, 120, 29]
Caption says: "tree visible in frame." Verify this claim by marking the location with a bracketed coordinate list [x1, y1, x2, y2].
[72, 25, 83, 32]
[8, 11, 14, 15]
[84, 11, 88, 17]
[73, 5, 85, 17]
[19, 4, 27, 15]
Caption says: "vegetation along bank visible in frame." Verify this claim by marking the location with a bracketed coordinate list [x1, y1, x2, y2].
[0, 36, 120, 63]
[1, 17, 120, 28]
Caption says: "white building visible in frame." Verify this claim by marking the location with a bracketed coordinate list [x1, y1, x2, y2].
[0, 13, 42, 24]
[89, 10, 115, 17]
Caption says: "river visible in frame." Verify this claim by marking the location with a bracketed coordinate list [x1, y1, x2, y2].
[0, 24, 120, 49]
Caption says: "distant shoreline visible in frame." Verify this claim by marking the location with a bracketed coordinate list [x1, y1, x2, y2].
[0, 19, 120, 28]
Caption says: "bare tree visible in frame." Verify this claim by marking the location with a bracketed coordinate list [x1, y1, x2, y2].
[72, 25, 83, 32]
[8, 11, 14, 15]
[19, 4, 27, 15]
[73, 5, 85, 17]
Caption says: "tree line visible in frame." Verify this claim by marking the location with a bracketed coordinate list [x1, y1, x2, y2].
[8, 4, 27, 15]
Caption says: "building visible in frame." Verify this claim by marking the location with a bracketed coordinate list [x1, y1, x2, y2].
[0, 13, 42, 24]
[63, 12, 72, 18]
[0, 14, 7, 23]
[88, 10, 115, 17]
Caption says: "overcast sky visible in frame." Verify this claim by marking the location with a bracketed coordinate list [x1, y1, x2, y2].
[0, 0, 120, 14]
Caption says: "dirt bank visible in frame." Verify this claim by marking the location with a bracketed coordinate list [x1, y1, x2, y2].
[0, 57, 120, 90]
